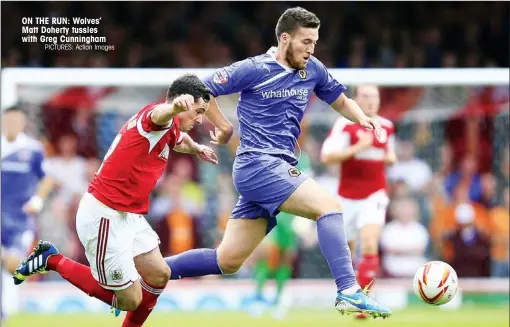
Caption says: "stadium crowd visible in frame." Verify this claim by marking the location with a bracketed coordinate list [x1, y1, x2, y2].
[3, 2, 509, 281]
[2, 2, 509, 68]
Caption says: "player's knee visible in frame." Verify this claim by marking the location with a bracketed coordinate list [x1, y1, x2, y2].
[143, 264, 171, 288]
[220, 259, 244, 275]
[217, 252, 244, 275]
[312, 199, 343, 221]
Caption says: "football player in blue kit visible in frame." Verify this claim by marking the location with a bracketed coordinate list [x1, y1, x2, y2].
[1, 106, 54, 318]
[164, 7, 391, 318]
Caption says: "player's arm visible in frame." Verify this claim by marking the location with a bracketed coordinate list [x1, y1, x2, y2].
[202, 59, 259, 145]
[174, 133, 219, 165]
[205, 96, 234, 146]
[331, 94, 382, 139]
[150, 95, 194, 127]
[23, 150, 55, 215]
[313, 61, 382, 137]
[174, 133, 200, 154]
[321, 131, 373, 165]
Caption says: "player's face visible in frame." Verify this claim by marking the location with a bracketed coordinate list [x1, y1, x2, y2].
[2, 110, 26, 139]
[178, 97, 209, 132]
[285, 27, 318, 70]
[355, 85, 380, 117]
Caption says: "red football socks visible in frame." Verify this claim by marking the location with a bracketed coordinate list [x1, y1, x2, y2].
[48, 254, 117, 308]
[357, 254, 380, 289]
[121, 279, 166, 327]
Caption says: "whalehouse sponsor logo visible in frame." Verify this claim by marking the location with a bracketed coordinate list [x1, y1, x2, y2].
[261, 88, 309, 100]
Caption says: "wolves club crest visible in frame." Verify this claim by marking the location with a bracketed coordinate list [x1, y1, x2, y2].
[298, 70, 307, 79]
[288, 167, 301, 177]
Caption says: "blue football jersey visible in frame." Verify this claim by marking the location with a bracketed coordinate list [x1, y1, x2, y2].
[1, 133, 47, 232]
[203, 48, 346, 163]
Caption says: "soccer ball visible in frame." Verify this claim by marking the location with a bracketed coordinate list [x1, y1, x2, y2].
[413, 261, 459, 305]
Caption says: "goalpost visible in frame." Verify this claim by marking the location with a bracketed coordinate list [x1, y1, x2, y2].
[2, 66, 508, 160]
[2, 67, 509, 110]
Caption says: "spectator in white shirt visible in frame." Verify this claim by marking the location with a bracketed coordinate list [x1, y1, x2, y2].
[387, 140, 432, 193]
[381, 197, 430, 277]
[46, 134, 88, 203]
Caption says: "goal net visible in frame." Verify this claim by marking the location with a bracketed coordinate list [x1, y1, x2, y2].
[2, 68, 509, 281]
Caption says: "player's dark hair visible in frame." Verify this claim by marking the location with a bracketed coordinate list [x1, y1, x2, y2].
[275, 7, 320, 42]
[167, 74, 211, 103]
[3, 104, 26, 115]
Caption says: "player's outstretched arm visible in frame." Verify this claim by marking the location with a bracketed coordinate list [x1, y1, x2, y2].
[205, 96, 234, 145]
[23, 176, 54, 214]
[151, 94, 195, 127]
[174, 133, 219, 165]
[321, 132, 374, 165]
[331, 94, 382, 139]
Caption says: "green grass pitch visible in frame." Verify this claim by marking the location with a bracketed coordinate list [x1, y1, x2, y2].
[5, 306, 509, 327]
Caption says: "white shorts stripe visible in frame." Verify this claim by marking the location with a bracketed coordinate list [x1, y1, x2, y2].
[96, 217, 110, 284]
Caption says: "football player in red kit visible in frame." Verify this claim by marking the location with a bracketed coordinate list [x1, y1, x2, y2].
[14, 74, 220, 327]
[321, 85, 397, 319]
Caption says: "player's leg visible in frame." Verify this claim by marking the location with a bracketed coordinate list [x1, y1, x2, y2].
[278, 179, 391, 318]
[13, 240, 127, 309]
[3, 229, 35, 317]
[165, 217, 268, 277]
[356, 191, 389, 290]
[278, 178, 360, 291]
[14, 193, 145, 312]
[252, 240, 272, 301]
[271, 215, 296, 306]
[122, 217, 170, 327]
[165, 196, 269, 278]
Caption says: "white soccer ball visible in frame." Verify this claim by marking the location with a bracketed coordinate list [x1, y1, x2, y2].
[413, 261, 459, 306]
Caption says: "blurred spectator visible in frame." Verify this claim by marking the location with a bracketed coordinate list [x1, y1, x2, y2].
[380, 197, 429, 277]
[444, 155, 483, 203]
[430, 186, 490, 261]
[3, 2, 508, 68]
[489, 187, 510, 277]
[480, 173, 498, 208]
[387, 140, 433, 193]
[46, 134, 88, 204]
[501, 145, 509, 185]
[151, 174, 197, 256]
[445, 203, 491, 277]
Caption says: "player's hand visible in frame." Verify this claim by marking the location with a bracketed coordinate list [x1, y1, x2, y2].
[359, 117, 382, 140]
[22, 195, 44, 215]
[356, 132, 374, 149]
[195, 144, 219, 165]
[209, 127, 231, 146]
[172, 94, 194, 113]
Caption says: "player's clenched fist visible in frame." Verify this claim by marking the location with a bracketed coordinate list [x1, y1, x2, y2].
[172, 94, 194, 113]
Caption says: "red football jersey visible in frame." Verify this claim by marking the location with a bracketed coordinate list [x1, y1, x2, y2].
[88, 103, 183, 214]
[322, 116, 395, 199]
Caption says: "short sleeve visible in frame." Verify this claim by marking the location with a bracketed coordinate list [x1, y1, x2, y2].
[139, 105, 172, 132]
[314, 60, 347, 105]
[203, 59, 258, 96]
